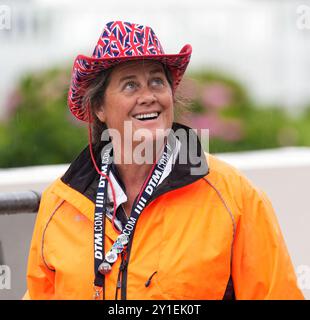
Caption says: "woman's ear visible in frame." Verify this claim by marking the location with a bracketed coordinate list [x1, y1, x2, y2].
[95, 106, 106, 123]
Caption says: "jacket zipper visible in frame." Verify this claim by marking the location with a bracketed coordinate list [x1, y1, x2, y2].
[115, 250, 127, 300]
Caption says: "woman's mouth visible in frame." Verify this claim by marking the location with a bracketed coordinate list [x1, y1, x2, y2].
[133, 112, 160, 121]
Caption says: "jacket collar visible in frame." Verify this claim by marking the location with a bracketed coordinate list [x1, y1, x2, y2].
[60, 122, 209, 205]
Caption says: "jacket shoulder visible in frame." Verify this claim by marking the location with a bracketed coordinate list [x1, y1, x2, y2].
[37, 178, 66, 218]
[205, 152, 247, 183]
[203, 152, 262, 215]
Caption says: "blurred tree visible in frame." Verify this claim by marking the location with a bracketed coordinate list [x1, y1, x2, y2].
[176, 69, 310, 153]
[0, 68, 87, 168]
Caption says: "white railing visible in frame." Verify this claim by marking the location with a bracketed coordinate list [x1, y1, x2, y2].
[1, 146, 310, 189]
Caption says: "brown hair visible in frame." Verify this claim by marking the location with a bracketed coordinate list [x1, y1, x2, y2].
[82, 68, 113, 143]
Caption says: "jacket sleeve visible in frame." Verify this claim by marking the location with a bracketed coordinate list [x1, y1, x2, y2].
[232, 177, 304, 300]
[25, 190, 57, 300]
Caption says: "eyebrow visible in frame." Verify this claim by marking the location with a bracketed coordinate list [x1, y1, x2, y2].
[118, 68, 165, 85]
[149, 68, 165, 75]
[119, 75, 137, 85]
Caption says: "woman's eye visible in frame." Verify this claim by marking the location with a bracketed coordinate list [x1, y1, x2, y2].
[151, 78, 164, 87]
[123, 81, 138, 91]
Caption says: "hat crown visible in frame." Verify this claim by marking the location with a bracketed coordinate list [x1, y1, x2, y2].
[92, 21, 165, 59]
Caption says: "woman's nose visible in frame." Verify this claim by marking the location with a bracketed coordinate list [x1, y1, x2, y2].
[137, 87, 157, 106]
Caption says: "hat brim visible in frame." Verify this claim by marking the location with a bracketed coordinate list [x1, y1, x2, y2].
[68, 44, 192, 122]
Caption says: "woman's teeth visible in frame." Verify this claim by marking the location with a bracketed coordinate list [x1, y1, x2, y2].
[134, 112, 159, 121]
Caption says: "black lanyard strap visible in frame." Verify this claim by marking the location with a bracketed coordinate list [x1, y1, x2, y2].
[94, 134, 176, 289]
[94, 145, 112, 287]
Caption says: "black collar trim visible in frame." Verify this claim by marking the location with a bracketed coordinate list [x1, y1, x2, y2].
[61, 122, 209, 203]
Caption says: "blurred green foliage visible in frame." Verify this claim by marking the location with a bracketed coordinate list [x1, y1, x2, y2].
[0, 68, 87, 168]
[178, 70, 310, 153]
[0, 67, 310, 168]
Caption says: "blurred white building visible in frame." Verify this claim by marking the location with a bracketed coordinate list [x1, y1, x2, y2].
[1, 0, 310, 117]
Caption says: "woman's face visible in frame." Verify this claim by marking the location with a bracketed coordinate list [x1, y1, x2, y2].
[95, 60, 174, 147]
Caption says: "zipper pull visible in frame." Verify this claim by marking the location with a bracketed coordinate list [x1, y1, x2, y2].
[145, 271, 158, 287]
[120, 251, 128, 271]
[115, 251, 127, 300]
[115, 268, 122, 300]
[93, 287, 103, 300]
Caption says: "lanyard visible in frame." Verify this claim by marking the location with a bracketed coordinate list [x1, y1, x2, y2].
[93, 138, 174, 289]
[94, 145, 113, 288]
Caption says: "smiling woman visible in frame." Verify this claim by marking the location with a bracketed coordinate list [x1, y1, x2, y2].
[24, 20, 304, 300]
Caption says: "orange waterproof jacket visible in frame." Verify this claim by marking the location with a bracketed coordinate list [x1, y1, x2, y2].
[25, 125, 304, 300]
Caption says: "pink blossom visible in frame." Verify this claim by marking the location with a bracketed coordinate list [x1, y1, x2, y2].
[183, 114, 244, 142]
[5, 89, 22, 119]
[176, 77, 200, 101]
[201, 83, 233, 110]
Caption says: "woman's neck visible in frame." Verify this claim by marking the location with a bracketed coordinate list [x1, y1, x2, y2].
[113, 139, 164, 189]
[112, 138, 166, 212]
[116, 162, 153, 191]
[115, 162, 153, 215]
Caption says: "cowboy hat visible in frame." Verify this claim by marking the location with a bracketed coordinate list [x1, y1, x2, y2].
[68, 21, 192, 122]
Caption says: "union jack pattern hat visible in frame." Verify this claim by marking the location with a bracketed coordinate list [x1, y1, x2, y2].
[68, 21, 192, 122]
